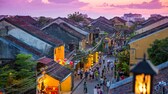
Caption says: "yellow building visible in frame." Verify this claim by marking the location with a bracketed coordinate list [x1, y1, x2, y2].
[93, 52, 99, 63]
[54, 45, 65, 62]
[84, 54, 93, 71]
[37, 57, 72, 94]
[128, 23, 168, 67]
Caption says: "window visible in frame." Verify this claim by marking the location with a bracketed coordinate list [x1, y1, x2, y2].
[130, 48, 136, 59]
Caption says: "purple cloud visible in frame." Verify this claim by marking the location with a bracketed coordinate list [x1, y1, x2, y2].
[101, 0, 167, 9]
[0, 0, 88, 17]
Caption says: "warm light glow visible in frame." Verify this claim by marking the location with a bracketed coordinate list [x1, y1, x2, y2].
[54, 45, 65, 62]
[42, 0, 50, 4]
[135, 74, 151, 94]
[27, 0, 33, 3]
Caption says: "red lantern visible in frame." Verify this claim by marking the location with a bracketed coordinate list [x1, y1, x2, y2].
[70, 61, 73, 65]
[64, 58, 67, 62]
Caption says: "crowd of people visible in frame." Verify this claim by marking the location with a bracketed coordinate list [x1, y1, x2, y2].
[74, 55, 115, 94]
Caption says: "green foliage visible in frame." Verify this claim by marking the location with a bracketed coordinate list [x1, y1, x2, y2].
[97, 41, 105, 52]
[116, 47, 130, 76]
[0, 54, 36, 93]
[37, 16, 52, 27]
[92, 41, 96, 46]
[104, 32, 108, 35]
[147, 37, 168, 65]
[68, 12, 85, 22]
[127, 32, 136, 42]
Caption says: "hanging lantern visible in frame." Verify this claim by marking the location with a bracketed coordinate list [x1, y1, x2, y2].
[70, 61, 73, 65]
[64, 58, 67, 62]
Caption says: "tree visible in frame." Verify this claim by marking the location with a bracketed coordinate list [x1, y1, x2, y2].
[116, 46, 130, 76]
[37, 16, 53, 27]
[67, 12, 85, 22]
[0, 54, 36, 93]
[147, 37, 168, 65]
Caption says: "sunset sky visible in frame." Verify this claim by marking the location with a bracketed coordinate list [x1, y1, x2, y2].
[0, 0, 168, 18]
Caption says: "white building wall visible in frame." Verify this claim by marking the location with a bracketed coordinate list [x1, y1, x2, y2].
[8, 28, 52, 53]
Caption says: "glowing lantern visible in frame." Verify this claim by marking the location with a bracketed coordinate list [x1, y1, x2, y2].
[131, 54, 158, 94]
[70, 61, 73, 65]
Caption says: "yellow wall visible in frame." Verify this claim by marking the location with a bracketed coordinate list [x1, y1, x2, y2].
[54, 45, 65, 62]
[79, 39, 86, 50]
[129, 28, 168, 66]
[82, 39, 86, 50]
[93, 52, 99, 63]
[84, 54, 93, 71]
[60, 75, 72, 91]
[44, 74, 60, 87]
[38, 74, 72, 93]
[88, 33, 93, 45]
[37, 74, 60, 93]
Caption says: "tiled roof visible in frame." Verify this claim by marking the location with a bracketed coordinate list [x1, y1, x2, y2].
[60, 23, 85, 39]
[96, 16, 111, 25]
[38, 58, 72, 81]
[83, 27, 100, 33]
[139, 17, 168, 29]
[91, 18, 117, 34]
[42, 17, 89, 36]
[15, 16, 37, 26]
[4, 35, 43, 56]
[37, 57, 53, 65]
[61, 18, 80, 27]
[58, 18, 89, 35]
[110, 17, 126, 23]
[1, 17, 63, 47]
[0, 15, 8, 20]
[129, 22, 168, 44]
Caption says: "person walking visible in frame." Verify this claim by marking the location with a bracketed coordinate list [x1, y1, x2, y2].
[106, 80, 111, 93]
[103, 66, 107, 75]
[77, 68, 80, 79]
[85, 70, 89, 80]
[103, 58, 105, 65]
[103, 77, 107, 91]
[110, 62, 114, 72]
[95, 70, 99, 80]
[83, 81, 87, 93]
[80, 69, 83, 79]
[99, 76, 104, 86]
[90, 70, 94, 81]
[97, 84, 101, 94]
[94, 86, 98, 94]
[107, 62, 110, 73]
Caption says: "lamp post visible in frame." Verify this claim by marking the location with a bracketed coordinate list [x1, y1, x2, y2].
[131, 54, 158, 94]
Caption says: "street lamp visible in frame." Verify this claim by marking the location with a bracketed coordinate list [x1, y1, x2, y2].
[131, 54, 158, 94]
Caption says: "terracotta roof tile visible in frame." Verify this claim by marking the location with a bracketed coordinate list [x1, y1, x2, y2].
[38, 58, 72, 81]
[15, 16, 37, 26]
[110, 17, 126, 23]
[47, 63, 71, 81]
[37, 57, 53, 65]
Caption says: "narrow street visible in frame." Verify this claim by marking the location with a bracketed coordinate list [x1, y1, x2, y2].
[72, 55, 115, 94]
